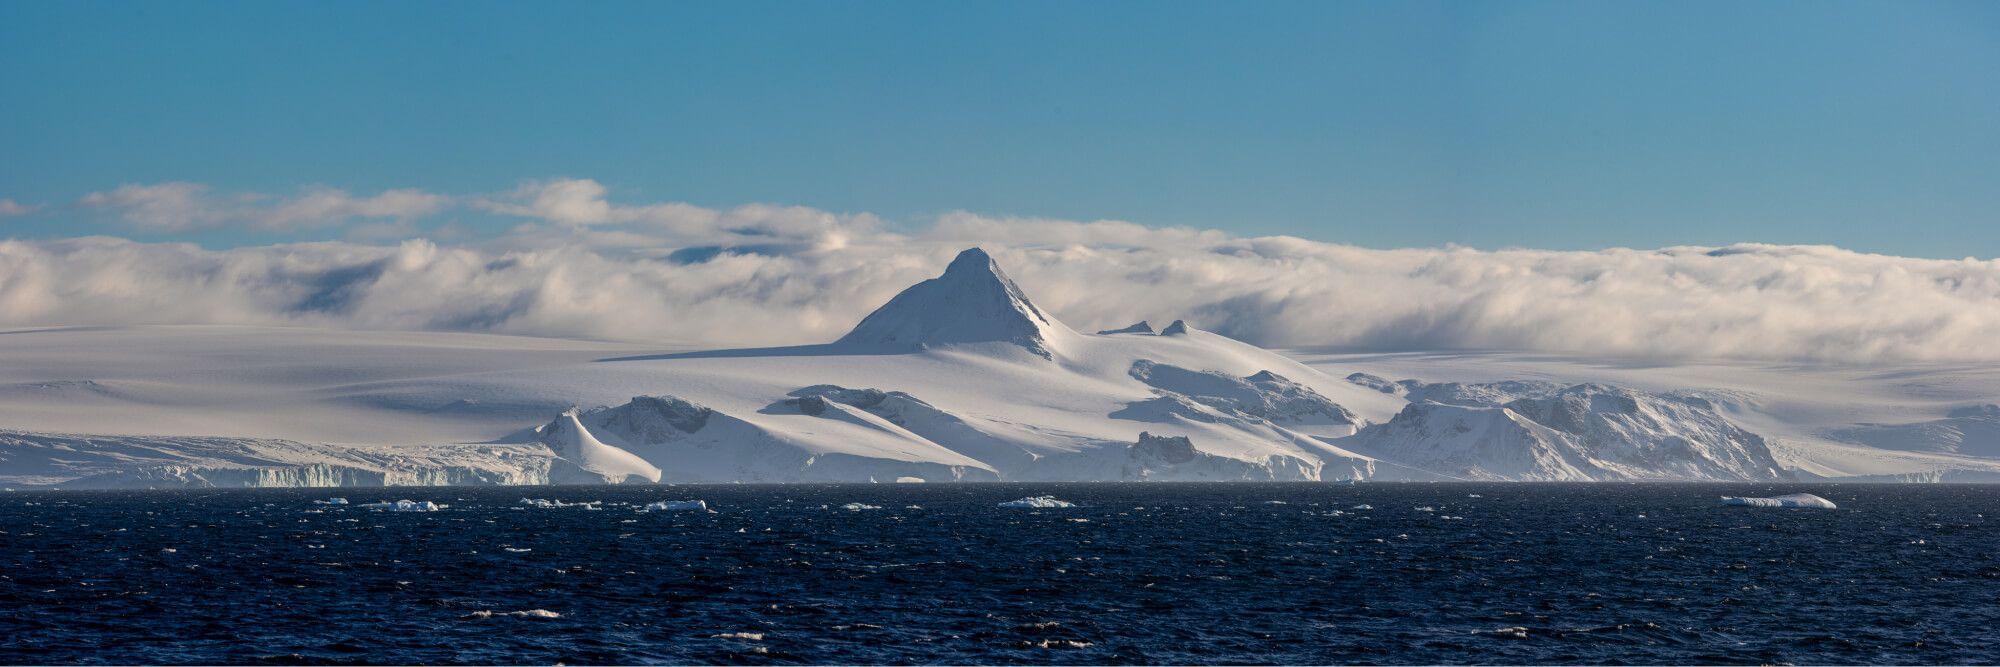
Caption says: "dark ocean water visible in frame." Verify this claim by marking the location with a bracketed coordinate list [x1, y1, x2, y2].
[2, 483, 1998, 665]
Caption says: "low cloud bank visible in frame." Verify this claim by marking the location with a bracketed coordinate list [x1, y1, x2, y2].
[3, 222, 1996, 362]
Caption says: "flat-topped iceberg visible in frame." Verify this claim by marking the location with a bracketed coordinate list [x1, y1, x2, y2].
[999, 495, 1076, 508]
[1720, 493, 1837, 509]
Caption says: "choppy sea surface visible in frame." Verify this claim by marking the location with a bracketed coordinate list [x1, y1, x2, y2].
[3, 483, 1998, 665]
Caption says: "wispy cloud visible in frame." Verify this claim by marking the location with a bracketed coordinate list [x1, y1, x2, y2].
[475, 178, 882, 251]
[0, 199, 38, 218]
[77, 182, 450, 231]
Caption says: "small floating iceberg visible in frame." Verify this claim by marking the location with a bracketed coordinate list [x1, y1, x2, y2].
[312, 497, 348, 505]
[840, 503, 882, 511]
[999, 496, 1076, 508]
[1720, 493, 1837, 509]
[519, 498, 602, 509]
[641, 500, 708, 512]
[359, 500, 446, 512]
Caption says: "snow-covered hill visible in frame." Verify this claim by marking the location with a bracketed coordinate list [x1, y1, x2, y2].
[1342, 382, 1785, 481]
[1, 247, 1996, 488]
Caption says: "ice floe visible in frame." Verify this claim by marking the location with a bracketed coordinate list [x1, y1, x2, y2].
[313, 497, 348, 505]
[999, 496, 1076, 508]
[359, 500, 445, 512]
[518, 498, 603, 509]
[840, 503, 882, 511]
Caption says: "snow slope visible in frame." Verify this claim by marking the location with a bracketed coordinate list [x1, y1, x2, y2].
[536, 411, 662, 484]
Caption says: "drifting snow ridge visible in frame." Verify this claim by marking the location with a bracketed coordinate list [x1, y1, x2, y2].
[835, 247, 1071, 358]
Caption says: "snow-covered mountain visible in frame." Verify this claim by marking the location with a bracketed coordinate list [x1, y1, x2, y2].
[835, 248, 1070, 359]
[0, 247, 1995, 488]
[1342, 382, 1785, 481]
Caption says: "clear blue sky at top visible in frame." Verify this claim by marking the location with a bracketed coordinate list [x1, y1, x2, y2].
[1, 0, 1995, 256]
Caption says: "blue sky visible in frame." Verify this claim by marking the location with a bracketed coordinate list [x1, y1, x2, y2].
[2, 0, 1995, 257]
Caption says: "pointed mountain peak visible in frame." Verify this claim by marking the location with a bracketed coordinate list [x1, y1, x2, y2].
[1160, 320, 1190, 336]
[835, 247, 1073, 358]
[944, 247, 999, 275]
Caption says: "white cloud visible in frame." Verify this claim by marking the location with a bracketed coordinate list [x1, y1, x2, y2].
[77, 183, 449, 231]
[476, 178, 883, 251]
[0, 213, 1997, 362]
[77, 182, 217, 230]
[23, 179, 2000, 361]
[0, 198, 38, 217]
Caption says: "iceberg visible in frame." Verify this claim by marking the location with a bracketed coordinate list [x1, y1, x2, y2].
[1720, 493, 1837, 509]
[640, 499, 707, 512]
[359, 499, 446, 512]
[518, 498, 602, 509]
[999, 495, 1076, 508]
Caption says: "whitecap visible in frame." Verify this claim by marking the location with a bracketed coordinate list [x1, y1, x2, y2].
[640, 500, 708, 512]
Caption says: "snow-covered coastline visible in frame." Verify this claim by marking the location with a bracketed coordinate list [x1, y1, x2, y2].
[2, 248, 1997, 489]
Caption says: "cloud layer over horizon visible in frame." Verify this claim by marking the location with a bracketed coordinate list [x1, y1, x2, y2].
[4, 178, 1998, 363]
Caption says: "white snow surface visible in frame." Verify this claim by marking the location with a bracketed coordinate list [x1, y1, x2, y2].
[0, 249, 1997, 487]
[1720, 493, 1838, 509]
[535, 411, 662, 484]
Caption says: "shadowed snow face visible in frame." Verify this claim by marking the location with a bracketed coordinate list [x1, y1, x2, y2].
[2, 219, 1999, 362]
